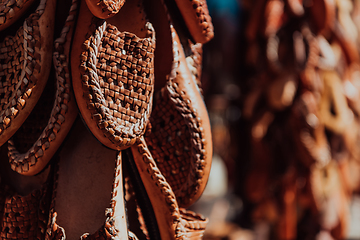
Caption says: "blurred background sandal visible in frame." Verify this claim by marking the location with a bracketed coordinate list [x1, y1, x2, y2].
[85, 0, 125, 19]
[6, 0, 78, 176]
[0, 0, 56, 147]
[71, 0, 156, 150]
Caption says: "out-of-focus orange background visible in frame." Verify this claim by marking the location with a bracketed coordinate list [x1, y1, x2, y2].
[194, 1, 360, 239]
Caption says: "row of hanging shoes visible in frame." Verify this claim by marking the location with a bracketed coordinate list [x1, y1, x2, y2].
[0, 0, 214, 239]
[241, 0, 360, 239]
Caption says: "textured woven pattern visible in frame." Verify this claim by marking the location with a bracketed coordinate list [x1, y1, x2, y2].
[132, 139, 209, 239]
[7, 0, 78, 175]
[85, 0, 125, 18]
[145, 89, 195, 206]
[80, 19, 155, 149]
[144, 29, 207, 207]
[0, 0, 46, 143]
[179, 209, 208, 239]
[188, 0, 213, 42]
[174, 0, 214, 43]
[0, 184, 51, 239]
[0, 0, 35, 30]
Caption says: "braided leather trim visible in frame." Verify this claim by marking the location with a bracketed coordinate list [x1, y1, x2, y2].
[0, 0, 35, 30]
[80, 218, 119, 240]
[178, 209, 207, 239]
[174, 0, 214, 43]
[145, 31, 207, 207]
[134, 140, 208, 239]
[185, 42, 203, 93]
[45, 159, 63, 240]
[79, 18, 155, 149]
[7, 0, 78, 175]
[46, 212, 65, 240]
[0, 0, 50, 145]
[85, 0, 125, 18]
[134, 141, 182, 235]
[0, 182, 51, 239]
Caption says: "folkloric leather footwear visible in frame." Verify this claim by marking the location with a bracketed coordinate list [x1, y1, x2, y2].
[6, 0, 79, 176]
[0, 181, 52, 239]
[85, 0, 126, 19]
[130, 137, 208, 240]
[72, 0, 156, 150]
[0, 0, 57, 147]
[45, 119, 129, 240]
[0, 0, 37, 31]
[144, 17, 212, 207]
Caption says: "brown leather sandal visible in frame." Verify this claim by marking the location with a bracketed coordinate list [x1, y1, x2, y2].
[0, 0, 57, 147]
[0, 145, 53, 240]
[0, 0, 37, 31]
[71, 0, 156, 150]
[6, 0, 78, 176]
[130, 137, 208, 240]
[85, 0, 125, 19]
[45, 119, 128, 240]
[144, 22, 212, 207]
[0, 182, 52, 239]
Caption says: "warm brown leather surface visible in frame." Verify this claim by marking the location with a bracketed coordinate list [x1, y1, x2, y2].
[48, 118, 128, 240]
[72, 0, 155, 150]
[6, 0, 78, 176]
[0, 184, 51, 239]
[145, 24, 212, 208]
[0, 0, 37, 31]
[0, 0, 56, 147]
[0, 0, 214, 238]
[173, 0, 214, 43]
[131, 138, 208, 240]
[85, 0, 125, 19]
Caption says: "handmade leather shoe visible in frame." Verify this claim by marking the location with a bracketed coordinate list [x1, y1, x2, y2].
[144, 21, 212, 207]
[6, 0, 78, 176]
[72, 0, 156, 150]
[0, 0, 57, 147]
[130, 137, 208, 240]
[0, 0, 37, 31]
[45, 119, 128, 240]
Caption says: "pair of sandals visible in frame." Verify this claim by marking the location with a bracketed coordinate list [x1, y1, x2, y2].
[0, 0, 213, 239]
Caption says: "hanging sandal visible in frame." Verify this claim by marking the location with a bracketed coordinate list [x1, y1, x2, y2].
[0, 0, 37, 31]
[129, 137, 208, 240]
[71, 0, 156, 150]
[0, 144, 53, 240]
[45, 119, 129, 240]
[0, 0, 57, 147]
[144, 19, 212, 207]
[6, 0, 79, 176]
[0, 180, 52, 239]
